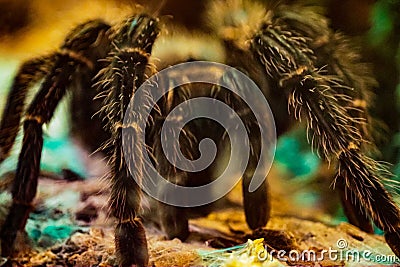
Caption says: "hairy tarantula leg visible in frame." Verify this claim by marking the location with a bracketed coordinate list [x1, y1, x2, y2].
[0, 52, 86, 257]
[152, 83, 193, 241]
[268, 5, 378, 234]
[216, 71, 271, 230]
[273, 6, 378, 148]
[336, 150, 400, 257]
[336, 176, 373, 233]
[242, 140, 270, 230]
[157, 200, 189, 240]
[98, 14, 159, 267]
[0, 55, 54, 164]
[252, 20, 400, 257]
[104, 48, 150, 267]
[153, 133, 190, 241]
[0, 20, 111, 257]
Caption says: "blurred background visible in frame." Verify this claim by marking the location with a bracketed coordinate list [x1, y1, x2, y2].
[0, 0, 399, 232]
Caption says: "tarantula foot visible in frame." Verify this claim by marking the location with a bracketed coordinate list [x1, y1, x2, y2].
[0, 243, 11, 259]
[0, 202, 32, 257]
[0, 231, 15, 258]
[243, 183, 270, 230]
[115, 219, 149, 267]
[384, 230, 400, 259]
[159, 204, 189, 240]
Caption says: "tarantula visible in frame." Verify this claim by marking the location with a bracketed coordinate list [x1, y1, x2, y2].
[1, 0, 400, 266]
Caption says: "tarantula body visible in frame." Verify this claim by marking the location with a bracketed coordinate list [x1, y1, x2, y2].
[1, 1, 400, 266]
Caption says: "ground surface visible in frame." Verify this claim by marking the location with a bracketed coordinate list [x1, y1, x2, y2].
[1, 168, 398, 267]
